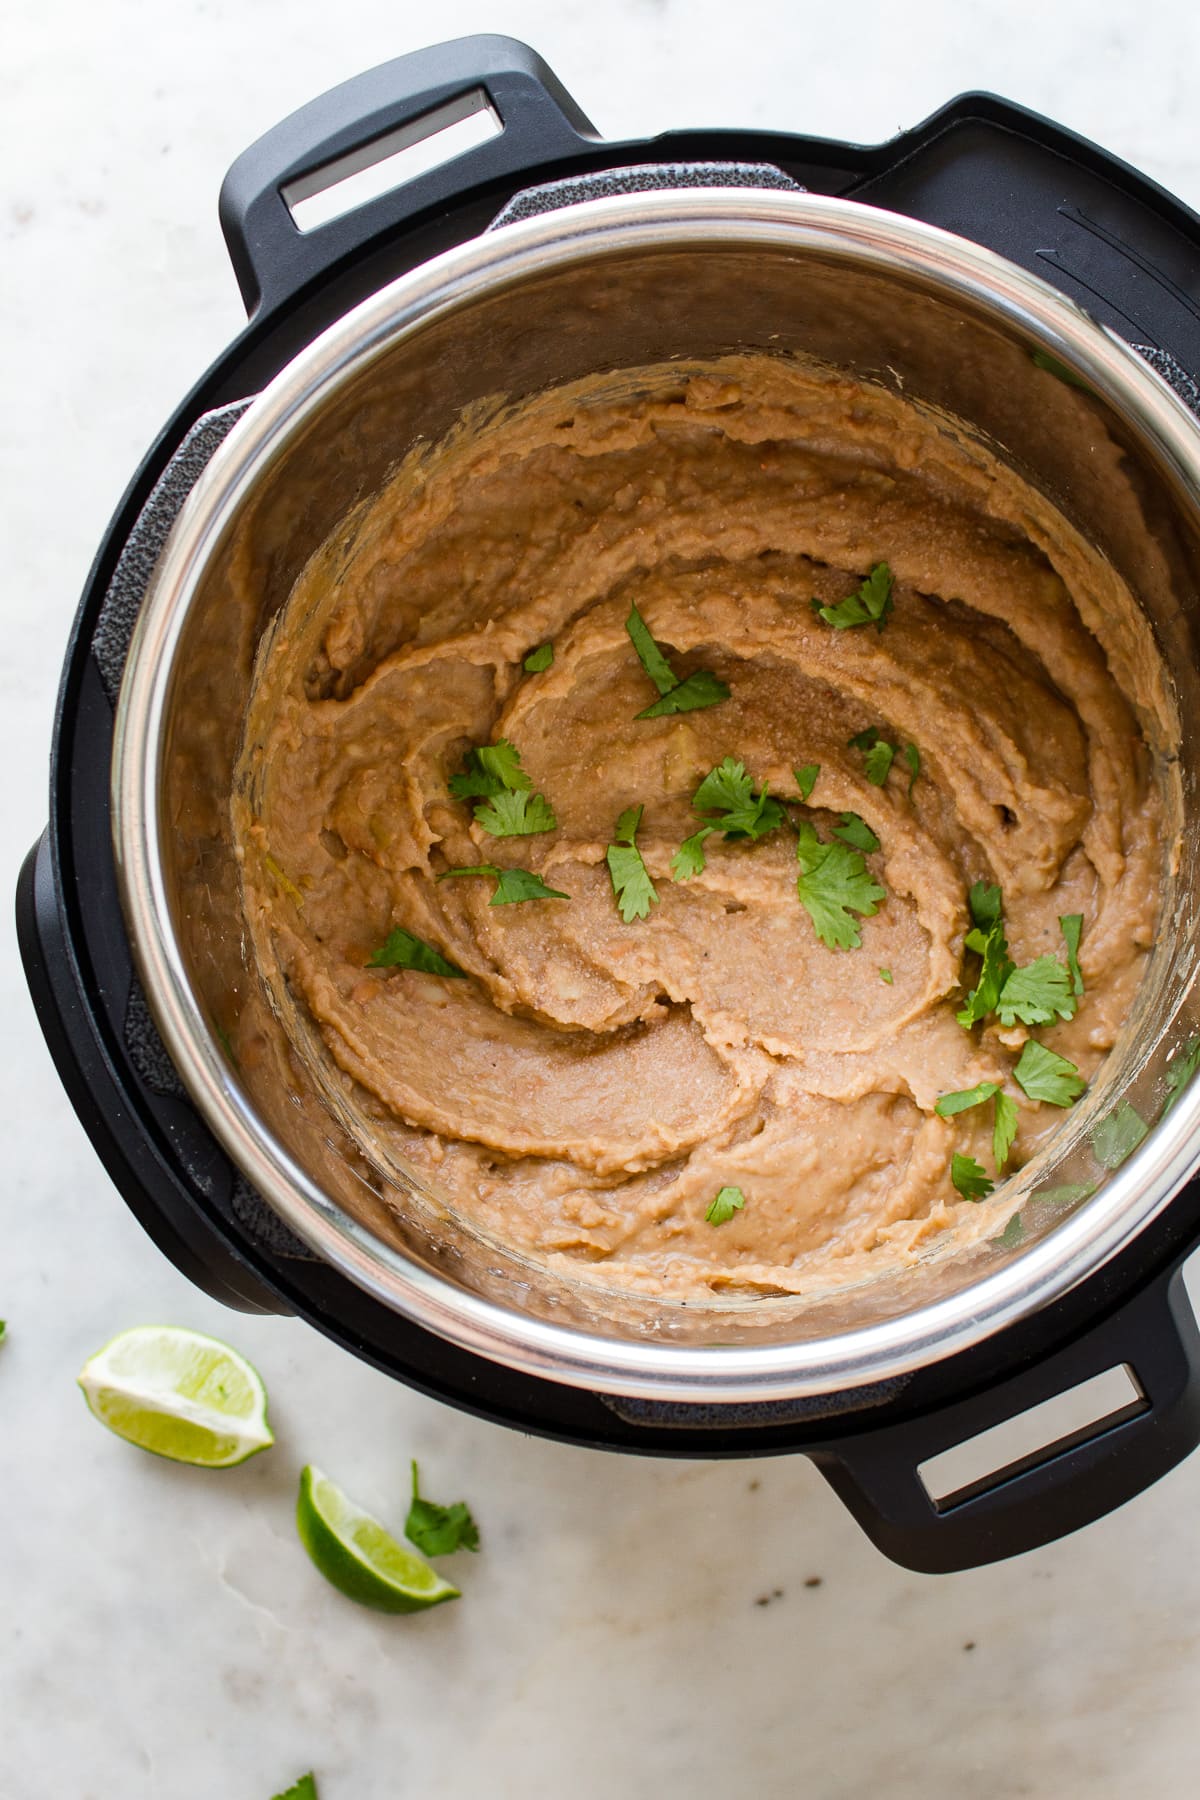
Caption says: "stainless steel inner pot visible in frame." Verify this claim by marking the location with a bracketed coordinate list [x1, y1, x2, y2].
[113, 189, 1200, 1402]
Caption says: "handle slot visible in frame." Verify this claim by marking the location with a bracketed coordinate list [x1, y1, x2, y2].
[283, 89, 502, 233]
[918, 1363, 1145, 1508]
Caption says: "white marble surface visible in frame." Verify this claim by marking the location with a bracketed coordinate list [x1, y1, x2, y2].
[7, 2, 1200, 1794]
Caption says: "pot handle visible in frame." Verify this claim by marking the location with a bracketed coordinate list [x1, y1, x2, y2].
[218, 35, 597, 319]
[812, 1258, 1200, 1572]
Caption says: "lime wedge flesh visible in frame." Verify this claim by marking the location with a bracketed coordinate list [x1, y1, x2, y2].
[297, 1465, 459, 1614]
[77, 1325, 274, 1468]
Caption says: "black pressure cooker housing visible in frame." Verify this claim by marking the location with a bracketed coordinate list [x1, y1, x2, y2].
[19, 35, 1200, 1572]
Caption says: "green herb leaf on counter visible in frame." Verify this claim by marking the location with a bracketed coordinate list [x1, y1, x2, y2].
[993, 1091, 1020, 1172]
[795, 821, 887, 951]
[904, 742, 921, 794]
[1163, 1039, 1200, 1116]
[439, 865, 568, 905]
[795, 763, 820, 802]
[368, 929, 466, 978]
[1059, 913, 1085, 996]
[951, 1153, 994, 1202]
[406, 1460, 480, 1556]
[1013, 1040, 1086, 1108]
[1092, 1100, 1149, 1170]
[626, 604, 730, 718]
[473, 788, 557, 838]
[814, 561, 894, 631]
[449, 738, 532, 800]
[523, 642, 554, 674]
[879, 968, 893, 984]
[995, 955, 1078, 1028]
[638, 669, 732, 719]
[692, 757, 787, 841]
[271, 1776, 318, 1800]
[671, 827, 714, 881]
[832, 812, 880, 853]
[705, 1185, 746, 1225]
[607, 805, 659, 923]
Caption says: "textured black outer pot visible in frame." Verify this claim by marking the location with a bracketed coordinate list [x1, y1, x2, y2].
[18, 34, 1200, 1573]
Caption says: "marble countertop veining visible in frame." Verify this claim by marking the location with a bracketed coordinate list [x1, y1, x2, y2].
[6, 3, 1200, 1795]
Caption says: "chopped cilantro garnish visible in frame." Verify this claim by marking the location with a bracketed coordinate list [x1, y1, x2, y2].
[626, 603, 730, 718]
[864, 740, 895, 785]
[956, 884, 1013, 1028]
[904, 742, 921, 794]
[832, 812, 880, 853]
[935, 1081, 1001, 1118]
[406, 1460, 480, 1556]
[523, 642, 554, 674]
[368, 929, 466, 978]
[1013, 1040, 1085, 1107]
[951, 1153, 993, 1202]
[272, 1777, 318, 1800]
[970, 882, 1003, 929]
[1092, 1100, 1148, 1170]
[795, 763, 820, 802]
[449, 738, 531, 799]
[995, 955, 1078, 1028]
[814, 561, 894, 631]
[1059, 913, 1084, 996]
[879, 968, 893, 984]
[705, 1185, 746, 1225]
[993, 1092, 1020, 1172]
[439, 865, 568, 905]
[691, 757, 787, 840]
[1163, 1039, 1200, 1116]
[995, 1212, 1025, 1249]
[607, 805, 659, 922]
[671, 828, 713, 881]
[1034, 1180, 1096, 1209]
[473, 788, 557, 838]
[848, 727, 881, 752]
[936, 1080, 1019, 1174]
[795, 820, 886, 951]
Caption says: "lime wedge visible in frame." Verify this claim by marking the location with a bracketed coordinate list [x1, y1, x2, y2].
[296, 1465, 459, 1614]
[77, 1325, 274, 1467]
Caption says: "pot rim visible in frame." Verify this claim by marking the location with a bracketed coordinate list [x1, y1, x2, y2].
[112, 187, 1200, 1402]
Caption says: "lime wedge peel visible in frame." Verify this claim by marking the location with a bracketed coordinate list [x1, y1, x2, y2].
[297, 1464, 459, 1614]
[77, 1325, 274, 1468]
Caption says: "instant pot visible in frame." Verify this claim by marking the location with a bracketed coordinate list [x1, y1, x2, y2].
[20, 34, 1200, 1572]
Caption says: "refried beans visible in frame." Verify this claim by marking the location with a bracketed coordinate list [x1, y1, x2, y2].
[232, 353, 1166, 1299]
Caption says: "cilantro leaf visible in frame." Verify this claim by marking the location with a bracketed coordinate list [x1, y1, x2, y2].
[995, 1212, 1025, 1249]
[473, 788, 557, 838]
[848, 727, 881, 751]
[904, 742, 920, 794]
[637, 669, 731, 719]
[935, 1081, 1001, 1118]
[272, 1776, 318, 1800]
[879, 968, 893, 984]
[957, 886, 1014, 1028]
[815, 561, 894, 630]
[1034, 1180, 1096, 1209]
[969, 883, 1003, 930]
[864, 739, 895, 785]
[995, 955, 1078, 1028]
[406, 1460, 480, 1556]
[795, 820, 887, 951]
[449, 738, 531, 799]
[832, 812, 880, 853]
[993, 1091, 1020, 1172]
[368, 929, 466, 978]
[1163, 1039, 1200, 1116]
[705, 1185, 746, 1225]
[671, 827, 713, 881]
[1092, 1100, 1148, 1170]
[952, 1153, 993, 1202]
[607, 806, 659, 923]
[1014, 1040, 1085, 1107]
[1059, 913, 1084, 996]
[794, 763, 820, 801]
[691, 757, 787, 841]
[523, 642, 554, 673]
[625, 602, 679, 696]
[439, 865, 568, 905]
[626, 604, 729, 718]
